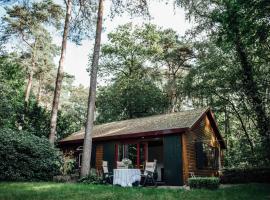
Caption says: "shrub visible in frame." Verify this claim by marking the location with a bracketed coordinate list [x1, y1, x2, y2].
[220, 168, 270, 184]
[78, 171, 103, 184]
[0, 128, 62, 181]
[60, 157, 76, 175]
[188, 177, 220, 189]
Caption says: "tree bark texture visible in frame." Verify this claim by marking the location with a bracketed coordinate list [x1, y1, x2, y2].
[49, 0, 72, 145]
[24, 50, 36, 105]
[24, 70, 34, 105]
[80, 0, 104, 177]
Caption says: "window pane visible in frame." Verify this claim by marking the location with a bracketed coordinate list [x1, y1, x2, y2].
[197, 142, 219, 169]
[118, 144, 124, 161]
[126, 144, 137, 167]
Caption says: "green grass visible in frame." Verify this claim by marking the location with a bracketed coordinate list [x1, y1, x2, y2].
[0, 182, 269, 200]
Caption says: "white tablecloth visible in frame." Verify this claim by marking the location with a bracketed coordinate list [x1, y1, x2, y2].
[113, 169, 141, 187]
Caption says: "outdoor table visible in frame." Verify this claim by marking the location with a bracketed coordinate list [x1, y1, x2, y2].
[113, 169, 141, 187]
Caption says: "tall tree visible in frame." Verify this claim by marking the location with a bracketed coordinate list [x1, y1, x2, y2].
[49, 0, 72, 144]
[80, 0, 104, 178]
[177, 0, 270, 162]
[1, 1, 63, 106]
[183, 41, 265, 166]
[156, 29, 193, 112]
[96, 76, 168, 123]
[49, 0, 96, 144]
[81, 0, 150, 177]
[99, 23, 162, 80]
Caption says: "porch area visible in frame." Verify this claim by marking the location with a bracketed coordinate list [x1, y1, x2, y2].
[96, 134, 183, 186]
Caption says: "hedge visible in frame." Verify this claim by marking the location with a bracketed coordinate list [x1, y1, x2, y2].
[188, 177, 220, 189]
[220, 168, 270, 184]
[0, 128, 62, 181]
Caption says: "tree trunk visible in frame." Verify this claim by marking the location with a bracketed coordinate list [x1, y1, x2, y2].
[80, 0, 104, 177]
[36, 75, 42, 106]
[24, 70, 33, 105]
[24, 51, 36, 105]
[49, 0, 72, 145]
[170, 74, 178, 113]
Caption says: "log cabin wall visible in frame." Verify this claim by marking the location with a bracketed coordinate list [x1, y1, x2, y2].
[182, 133, 189, 185]
[183, 115, 222, 184]
[95, 144, 104, 171]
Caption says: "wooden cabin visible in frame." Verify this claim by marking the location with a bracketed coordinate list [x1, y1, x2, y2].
[59, 107, 226, 186]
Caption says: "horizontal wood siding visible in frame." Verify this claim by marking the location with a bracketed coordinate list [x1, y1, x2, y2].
[183, 115, 222, 184]
[95, 144, 103, 171]
[182, 133, 189, 185]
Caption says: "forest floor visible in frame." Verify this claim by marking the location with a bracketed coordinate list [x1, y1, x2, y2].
[0, 182, 269, 200]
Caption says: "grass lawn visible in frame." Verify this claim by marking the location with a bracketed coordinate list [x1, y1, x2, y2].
[0, 182, 269, 200]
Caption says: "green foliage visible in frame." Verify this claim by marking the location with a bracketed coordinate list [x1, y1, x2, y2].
[0, 55, 25, 128]
[0, 128, 62, 181]
[188, 177, 220, 190]
[0, 54, 85, 140]
[97, 23, 194, 124]
[78, 172, 102, 184]
[220, 168, 270, 184]
[58, 84, 88, 139]
[99, 23, 162, 80]
[22, 102, 50, 137]
[2, 0, 63, 42]
[21, 103, 83, 140]
[60, 157, 76, 175]
[177, 0, 270, 166]
[96, 77, 168, 123]
[182, 41, 268, 167]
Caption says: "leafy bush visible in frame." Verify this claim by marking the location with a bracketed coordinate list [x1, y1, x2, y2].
[220, 168, 270, 184]
[78, 171, 103, 184]
[188, 177, 220, 189]
[0, 128, 62, 181]
[61, 157, 76, 175]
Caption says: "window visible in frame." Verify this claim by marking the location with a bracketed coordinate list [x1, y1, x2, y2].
[196, 141, 219, 169]
[116, 143, 146, 168]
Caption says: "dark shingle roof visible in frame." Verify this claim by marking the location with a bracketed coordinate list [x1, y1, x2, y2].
[60, 107, 209, 143]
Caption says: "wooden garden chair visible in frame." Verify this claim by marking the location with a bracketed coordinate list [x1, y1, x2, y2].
[141, 160, 157, 187]
[189, 172, 196, 178]
[102, 161, 113, 184]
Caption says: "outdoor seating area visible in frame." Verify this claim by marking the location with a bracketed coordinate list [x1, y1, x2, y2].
[101, 159, 158, 187]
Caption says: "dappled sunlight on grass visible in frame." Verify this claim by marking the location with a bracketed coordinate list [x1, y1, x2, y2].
[30, 184, 63, 191]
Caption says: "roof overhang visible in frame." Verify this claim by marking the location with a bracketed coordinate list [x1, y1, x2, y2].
[58, 127, 188, 145]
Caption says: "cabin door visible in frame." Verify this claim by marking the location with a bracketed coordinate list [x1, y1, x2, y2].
[163, 134, 183, 186]
[103, 142, 115, 172]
